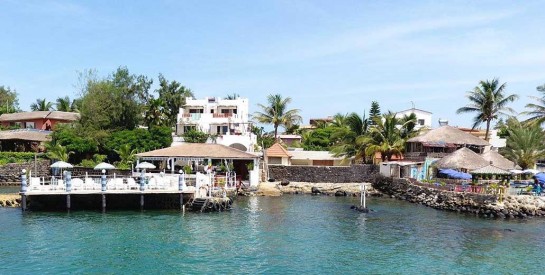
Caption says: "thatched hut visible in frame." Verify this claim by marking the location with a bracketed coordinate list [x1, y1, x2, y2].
[433, 147, 489, 171]
[481, 150, 517, 170]
[406, 125, 490, 160]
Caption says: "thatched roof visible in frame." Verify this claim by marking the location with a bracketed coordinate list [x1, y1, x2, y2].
[136, 143, 258, 159]
[481, 150, 516, 170]
[434, 147, 489, 170]
[0, 111, 80, 122]
[408, 125, 489, 146]
[266, 143, 291, 158]
[0, 129, 51, 142]
[470, 165, 511, 175]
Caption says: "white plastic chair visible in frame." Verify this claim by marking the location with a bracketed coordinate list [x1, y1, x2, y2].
[148, 178, 157, 190]
[72, 178, 84, 190]
[56, 179, 65, 191]
[127, 178, 139, 190]
[114, 178, 125, 190]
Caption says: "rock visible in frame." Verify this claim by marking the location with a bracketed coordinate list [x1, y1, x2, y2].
[335, 190, 346, 197]
[311, 187, 321, 194]
[280, 180, 290, 186]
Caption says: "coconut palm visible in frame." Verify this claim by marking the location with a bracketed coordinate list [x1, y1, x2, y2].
[330, 113, 349, 128]
[456, 78, 518, 141]
[501, 120, 545, 170]
[524, 84, 545, 126]
[143, 97, 169, 128]
[225, 93, 240, 100]
[30, 98, 54, 111]
[253, 94, 302, 139]
[399, 112, 418, 139]
[45, 143, 73, 162]
[365, 112, 406, 162]
[55, 96, 80, 112]
[330, 112, 370, 163]
[115, 144, 137, 169]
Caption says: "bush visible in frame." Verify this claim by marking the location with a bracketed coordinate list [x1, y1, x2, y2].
[0, 152, 45, 164]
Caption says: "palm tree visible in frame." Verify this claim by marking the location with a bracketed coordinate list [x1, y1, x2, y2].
[45, 143, 73, 162]
[143, 97, 168, 128]
[330, 113, 349, 128]
[30, 98, 54, 111]
[115, 144, 137, 169]
[524, 84, 545, 126]
[456, 78, 518, 141]
[501, 120, 545, 170]
[365, 112, 406, 162]
[399, 112, 418, 139]
[253, 94, 302, 139]
[225, 93, 240, 100]
[330, 112, 370, 163]
[55, 96, 72, 112]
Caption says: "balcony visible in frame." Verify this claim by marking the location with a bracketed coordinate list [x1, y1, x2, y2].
[180, 113, 202, 120]
[213, 113, 233, 118]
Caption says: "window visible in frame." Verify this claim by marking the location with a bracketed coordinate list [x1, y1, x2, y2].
[216, 126, 228, 135]
[418, 119, 425, 126]
[25, 122, 35, 129]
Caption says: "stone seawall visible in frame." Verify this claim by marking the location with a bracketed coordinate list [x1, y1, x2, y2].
[268, 165, 378, 183]
[0, 160, 50, 186]
[0, 194, 20, 207]
[372, 176, 545, 219]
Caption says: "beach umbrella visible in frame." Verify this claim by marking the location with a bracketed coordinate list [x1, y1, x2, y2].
[534, 173, 545, 183]
[94, 162, 115, 170]
[135, 162, 156, 169]
[50, 161, 73, 169]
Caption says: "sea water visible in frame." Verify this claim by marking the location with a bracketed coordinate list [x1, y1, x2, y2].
[1, 195, 544, 274]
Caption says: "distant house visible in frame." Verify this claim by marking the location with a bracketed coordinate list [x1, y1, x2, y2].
[395, 108, 432, 130]
[0, 111, 80, 130]
[265, 143, 291, 165]
[289, 150, 349, 166]
[277, 134, 301, 147]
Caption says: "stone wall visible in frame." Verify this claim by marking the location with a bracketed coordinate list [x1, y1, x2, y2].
[0, 160, 51, 186]
[372, 175, 545, 219]
[268, 165, 378, 183]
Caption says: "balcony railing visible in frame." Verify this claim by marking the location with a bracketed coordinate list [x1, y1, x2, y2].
[180, 113, 202, 120]
[213, 113, 233, 118]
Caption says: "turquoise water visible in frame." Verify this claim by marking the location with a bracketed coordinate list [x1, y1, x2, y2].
[0, 186, 19, 194]
[1, 195, 544, 274]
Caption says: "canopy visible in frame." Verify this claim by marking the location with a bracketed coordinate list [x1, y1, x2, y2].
[535, 173, 545, 183]
[438, 169, 472, 180]
[94, 162, 115, 170]
[523, 169, 541, 174]
[509, 169, 524, 174]
[135, 162, 156, 169]
[50, 161, 73, 169]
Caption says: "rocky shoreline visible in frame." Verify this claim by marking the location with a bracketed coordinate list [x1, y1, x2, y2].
[0, 194, 21, 208]
[372, 176, 545, 219]
[256, 181, 377, 197]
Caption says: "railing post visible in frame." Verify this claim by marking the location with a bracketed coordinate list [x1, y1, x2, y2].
[178, 171, 186, 191]
[140, 170, 146, 191]
[65, 171, 72, 192]
[21, 169, 27, 193]
[101, 169, 107, 192]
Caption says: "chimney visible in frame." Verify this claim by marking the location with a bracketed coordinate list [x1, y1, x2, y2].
[438, 118, 448, 126]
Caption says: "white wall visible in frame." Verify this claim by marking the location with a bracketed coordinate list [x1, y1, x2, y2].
[396, 109, 432, 130]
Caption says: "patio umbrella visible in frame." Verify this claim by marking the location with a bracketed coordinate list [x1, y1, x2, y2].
[135, 162, 156, 169]
[94, 162, 115, 170]
[50, 161, 73, 169]
[534, 173, 545, 183]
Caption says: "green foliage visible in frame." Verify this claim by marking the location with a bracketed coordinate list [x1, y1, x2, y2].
[183, 165, 192, 174]
[156, 74, 193, 127]
[225, 93, 240, 100]
[369, 101, 380, 125]
[183, 129, 209, 143]
[523, 84, 545, 126]
[365, 111, 406, 162]
[79, 67, 152, 131]
[45, 143, 73, 162]
[330, 112, 370, 163]
[79, 155, 107, 168]
[253, 94, 302, 138]
[115, 144, 137, 169]
[500, 120, 545, 170]
[0, 86, 20, 114]
[143, 97, 169, 128]
[302, 127, 336, 151]
[50, 123, 98, 163]
[0, 152, 44, 165]
[457, 78, 518, 140]
[30, 98, 54, 111]
[55, 96, 79, 112]
[105, 126, 173, 157]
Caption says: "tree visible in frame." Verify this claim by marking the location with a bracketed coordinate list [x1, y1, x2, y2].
[30, 98, 54, 111]
[45, 143, 73, 162]
[369, 101, 381, 125]
[330, 112, 370, 163]
[49, 123, 98, 164]
[501, 120, 545, 170]
[0, 86, 20, 114]
[524, 83, 545, 126]
[365, 112, 406, 162]
[183, 129, 209, 143]
[143, 97, 168, 128]
[156, 74, 193, 127]
[115, 144, 137, 169]
[399, 112, 418, 139]
[225, 93, 240, 100]
[456, 78, 518, 141]
[55, 96, 80, 112]
[79, 67, 152, 131]
[253, 94, 302, 139]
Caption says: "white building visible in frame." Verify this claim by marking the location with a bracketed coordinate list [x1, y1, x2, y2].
[173, 96, 257, 152]
[395, 108, 432, 130]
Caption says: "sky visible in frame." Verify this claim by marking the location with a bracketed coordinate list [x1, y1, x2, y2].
[1, 0, 545, 129]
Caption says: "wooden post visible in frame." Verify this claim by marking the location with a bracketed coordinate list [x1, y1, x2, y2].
[141, 194, 145, 209]
[21, 195, 27, 211]
[180, 193, 184, 211]
[66, 194, 71, 210]
[21, 169, 27, 212]
[101, 194, 106, 213]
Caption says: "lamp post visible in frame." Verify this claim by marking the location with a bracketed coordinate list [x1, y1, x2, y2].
[21, 169, 27, 193]
[101, 169, 107, 192]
